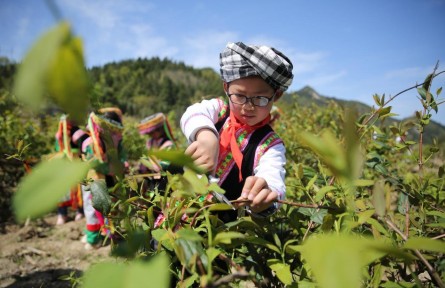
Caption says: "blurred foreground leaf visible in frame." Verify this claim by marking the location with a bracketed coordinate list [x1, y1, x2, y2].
[13, 158, 90, 222]
[13, 21, 89, 123]
[83, 254, 170, 288]
[300, 234, 411, 288]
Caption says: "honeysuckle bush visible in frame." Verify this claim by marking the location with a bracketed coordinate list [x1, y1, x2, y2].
[10, 21, 445, 288]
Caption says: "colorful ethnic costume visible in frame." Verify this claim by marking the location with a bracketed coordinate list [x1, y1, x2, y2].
[81, 108, 126, 248]
[54, 115, 89, 224]
[137, 112, 177, 193]
[180, 42, 293, 222]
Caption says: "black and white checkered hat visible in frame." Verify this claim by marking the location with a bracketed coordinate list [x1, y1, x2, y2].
[220, 42, 293, 92]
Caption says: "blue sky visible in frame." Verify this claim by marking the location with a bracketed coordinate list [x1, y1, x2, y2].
[1, 0, 444, 125]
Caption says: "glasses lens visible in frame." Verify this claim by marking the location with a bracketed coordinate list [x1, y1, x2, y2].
[230, 94, 246, 104]
[253, 97, 269, 107]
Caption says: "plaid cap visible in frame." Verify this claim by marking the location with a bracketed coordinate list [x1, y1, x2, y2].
[220, 42, 293, 92]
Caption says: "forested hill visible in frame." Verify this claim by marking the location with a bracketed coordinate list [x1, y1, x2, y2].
[88, 57, 224, 117]
[1, 56, 444, 144]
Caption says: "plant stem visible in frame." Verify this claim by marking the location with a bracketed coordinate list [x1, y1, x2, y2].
[385, 218, 445, 288]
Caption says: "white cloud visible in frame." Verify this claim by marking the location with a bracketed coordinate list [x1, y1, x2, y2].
[182, 31, 239, 69]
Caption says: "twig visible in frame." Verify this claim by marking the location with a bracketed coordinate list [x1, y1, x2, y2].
[359, 69, 445, 131]
[385, 218, 445, 288]
[208, 271, 251, 288]
[432, 234, 445, 240]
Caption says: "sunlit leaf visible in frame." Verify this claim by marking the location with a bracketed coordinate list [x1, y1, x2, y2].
[267, 259, 293, 285]
[182, 169, 207, 195]
[358, 209, 375, 224]
[83, 254, 170, 288]
[213, 231, 245, 245]
[13, 21, 89, 123]
[314, 185, 336, 202]
[13, 158, 89, 222]
[46, 36, 89, 123]
[148, 149, 204, 174]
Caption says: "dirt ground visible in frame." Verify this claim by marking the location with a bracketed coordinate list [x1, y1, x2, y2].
[0, 213, 113, 287]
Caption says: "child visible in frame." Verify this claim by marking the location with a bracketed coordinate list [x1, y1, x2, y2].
[81, 107, 126, 250]
[138, 112, 177, 193]
[180, 42, 293, 222]
[54, 115, 89, 225]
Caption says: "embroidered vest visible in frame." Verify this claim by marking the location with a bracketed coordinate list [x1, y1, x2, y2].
[214, 98, 284, 221]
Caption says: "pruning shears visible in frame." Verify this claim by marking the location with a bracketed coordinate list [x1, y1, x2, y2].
[208, 176, 236, 210]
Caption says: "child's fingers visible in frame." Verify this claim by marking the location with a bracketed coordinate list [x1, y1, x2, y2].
[242, 176, 267, 200]
[185, 142, 199, 157]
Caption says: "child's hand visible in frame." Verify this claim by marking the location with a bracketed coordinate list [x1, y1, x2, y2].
[237, 176, 278, 213]
[185, 128, 219, 173]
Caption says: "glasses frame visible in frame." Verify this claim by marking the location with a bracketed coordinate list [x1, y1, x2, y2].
[226, 91, 276, 107]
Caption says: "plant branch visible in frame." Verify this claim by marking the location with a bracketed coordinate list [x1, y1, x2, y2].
[359, 69, 445, 131]
[385, 217, 445, 288]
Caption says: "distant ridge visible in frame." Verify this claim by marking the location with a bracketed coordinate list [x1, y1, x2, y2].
[282, 85, 445, 145]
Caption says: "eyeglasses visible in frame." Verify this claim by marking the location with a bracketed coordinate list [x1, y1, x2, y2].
[227, 92, 275, 107]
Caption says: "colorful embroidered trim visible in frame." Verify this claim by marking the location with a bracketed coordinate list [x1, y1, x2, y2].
[253, 132, 283, 168]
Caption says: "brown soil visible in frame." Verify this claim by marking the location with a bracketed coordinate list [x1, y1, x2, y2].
[0, 214, 113, 287]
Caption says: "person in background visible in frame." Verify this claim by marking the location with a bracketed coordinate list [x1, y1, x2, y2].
[54, 115, 89, 225]
[180, 42, 293, 222]
[137, 112, 177, 193]
[81, 107, 126, 250]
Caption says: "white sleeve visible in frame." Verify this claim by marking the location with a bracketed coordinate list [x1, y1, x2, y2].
[180, 98, 223, 143]
[253, 143, 286, 201]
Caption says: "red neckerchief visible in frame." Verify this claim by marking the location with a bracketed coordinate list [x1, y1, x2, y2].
[219, 110, 271, 181]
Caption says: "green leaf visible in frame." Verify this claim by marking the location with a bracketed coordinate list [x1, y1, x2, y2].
[82, 254, 170, 288]
[354, 179, 374, 187]
[366, 218, 390, 237]
[175, 238, 208, 268]
[372, 180, 386, 217]
[404, 237, 445, 252]
[245, 236, 281, 254]
[358, 209, 375, 224]
[182, 168, 208, 195]
[267, 259, 293, 285]
[377, 106, 392, 117]
[314, 185, 336, 202]
[13, 21, 89, 123]
[373, 94, 381, 106]
[206, 247, 222, 263]
[176, 228, 203, 242]
[46, 35, 89, 123]
[417, 87, 428, 101]
[148, 149, 204, 174]
[213, 231, 245, 245]
[300, 234, 397, 288]
[14, 22, 70, 111]
[13, 158, 89, 222]
[208, 203, 234, 211]
[296, 131, 347, 180]
[90, 179, 112, 215]
[437, 86, 442, 96]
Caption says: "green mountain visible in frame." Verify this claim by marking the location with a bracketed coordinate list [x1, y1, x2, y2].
[283, 85, 445, 145]
[2, 57, 444, 145]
